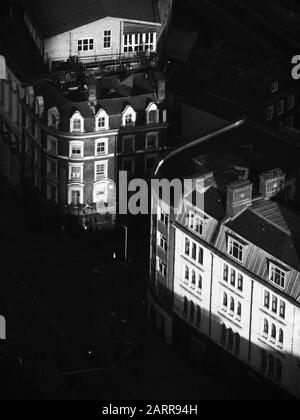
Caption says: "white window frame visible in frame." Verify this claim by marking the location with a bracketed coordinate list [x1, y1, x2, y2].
[95, 109, 109, 131]
[69, 163, 84, 183]
[95, 160, 108, 181]
[70, 112, 84, 133]
[68, 186, 84, 205]
[227, 237, 245, 262]
[104, 30, 112, 49]
[269, 263, 287, 290]
[146, 102, 159, 124]
[159, 234, 167, 252]
[122, 105, 136, 127]
[78, 38, 94, 52]
[123, 32, 156, 53]
[69, 141, 84, 159]
[95, 138, 108, 157]
[157, 257, 167, 278]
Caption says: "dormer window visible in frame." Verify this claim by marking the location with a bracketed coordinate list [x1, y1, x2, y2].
[47, 107, 60, 129]
[146, 103, 159, 125]
[95, 109, 109, 131]
[122, 106, 136, 127]
[269, 263, 288, 289]
[227, 236, 245, 262]
[70, 112, 84, 133]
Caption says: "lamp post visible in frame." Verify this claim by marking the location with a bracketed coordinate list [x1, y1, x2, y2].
[119, 225, 128, 261]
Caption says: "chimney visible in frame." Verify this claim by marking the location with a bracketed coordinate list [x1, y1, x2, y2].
[259, 169, 285, 200]
[226, 178, 253, 218]
[86, 77, 97, 107]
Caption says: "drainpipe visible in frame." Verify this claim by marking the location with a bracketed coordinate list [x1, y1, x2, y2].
[248, 280, 254, 363]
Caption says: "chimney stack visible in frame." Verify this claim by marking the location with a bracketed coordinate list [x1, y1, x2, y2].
[226, 178, 253, 218]
[259, 169, 285, 200]
[86, 77, 97, 107]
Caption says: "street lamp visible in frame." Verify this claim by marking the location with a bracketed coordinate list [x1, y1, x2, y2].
[119, 225, 128, 261]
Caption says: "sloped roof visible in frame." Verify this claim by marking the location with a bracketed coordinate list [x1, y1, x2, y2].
[27, 0, 159, 38]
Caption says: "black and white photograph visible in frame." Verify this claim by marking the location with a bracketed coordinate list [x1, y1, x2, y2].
[1, 0, 300, 405]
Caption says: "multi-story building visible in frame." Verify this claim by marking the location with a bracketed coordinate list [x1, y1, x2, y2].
[27, 0, 167, 68]
[149, 120, 300, 398]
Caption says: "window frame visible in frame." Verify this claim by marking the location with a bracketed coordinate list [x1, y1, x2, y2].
[94, 160, 108, 181]
[95, 139, 108, 157]
[104, 30, 112, 49]
[78, 38, 94, 52]
[69, 141, 84, 159]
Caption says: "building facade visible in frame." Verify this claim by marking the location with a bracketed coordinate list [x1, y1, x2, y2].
[149, 146, 300, 398]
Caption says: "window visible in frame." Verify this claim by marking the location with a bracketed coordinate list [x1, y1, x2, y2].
[78, 38, 94, 52]
[263, 319, 269, 336]
[234, 333, 240, 356]
[70, 112, 84, 133]
[266, 105, 274, 121]
[264, 291, 270, 309]
[96, 109, 109, 131]
[223, 292, 228, 309]
[228, 329, 234, 351]
[191, 271, 196, 288]
[123, 136, 135, 153]
[70, 165, 83, 182]
[184, 266, 189, 283]
[122, 106, 136, 127]
[279, 329, 284, 346]
[70, 142, 83, 159]
[160, 210, 169, 226]
[228, 237, 244, 262]
[237, 274, 243, 292]
[95, 161, 107, 180]
[145, 32, 156, 51]
[196, 306, 201, 327]
[198, 247, 204, 265]
[185, 238, 190, 256]
[146, 103, 159, 124]
[189, 301, 195, 323]
[271, 324, 277, 341]
[237, 302, 242, 319]
[104, 30, 111, 49]
[158, 260, 167, 278]
[230, 298, 235, 314]
[287, 94, 295, 110]
[95, 140, 108, 156]
[192, 243, 197, 260]
[47, 136, 57, 155]
[48, 107, 60, 129]
[223, 264, 229, 282]
[269, 263, 287, 289]
[159, 235, 167, 252]
[198, 275, 203, 293]
[279, 301, 286, 319]
[46, 159, 57, 178]
[146, 133, 158, 150]
[221, 324, 227, 346]
[272, 296, 278, 313]
[271, 81, 279, 93]
[230, 269, 236, 287]
[98, 117, 106, 129]
[70, 189, 81, 206]
[277, 100, 284, 115]
[183, 297, 188, 318]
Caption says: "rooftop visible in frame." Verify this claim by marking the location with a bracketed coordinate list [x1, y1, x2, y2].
[26, 0, 159, 39]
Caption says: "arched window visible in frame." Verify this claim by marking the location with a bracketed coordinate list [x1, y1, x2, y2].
[190, 301, 195, 323]
[271, 324, 277, 340]
[146, 102, 159, 124]
[48, 107, 60, 129]
[122, 105, 136, 127]
[279, 329, 284, 345]
[276, 360, 282, 382]
[185, 238, 190, 255]
[185, 266, 189, 283]
[268, 354, 275, 378]
[191, 270, 196, 287]
[261, 350, 267, 372]
[95, 108, 109, 131]
[223, 292, 228, 309]
[183, 297, 188, 317]
[198, 275, 203, 292]
[228, 329, 234, 351]
[221, 324, 226, 346]
[192, 243, 197, 260]
[272, 296, 278, 313]
[264, 319, 269, 336]
[264, 291, 270, 308]
[196, 306, 201, 327]
[234, 333, 240, 356]
[237, 302, 242, 318]
[70, 112, 84, 133]
[230, 297, 235, 313]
